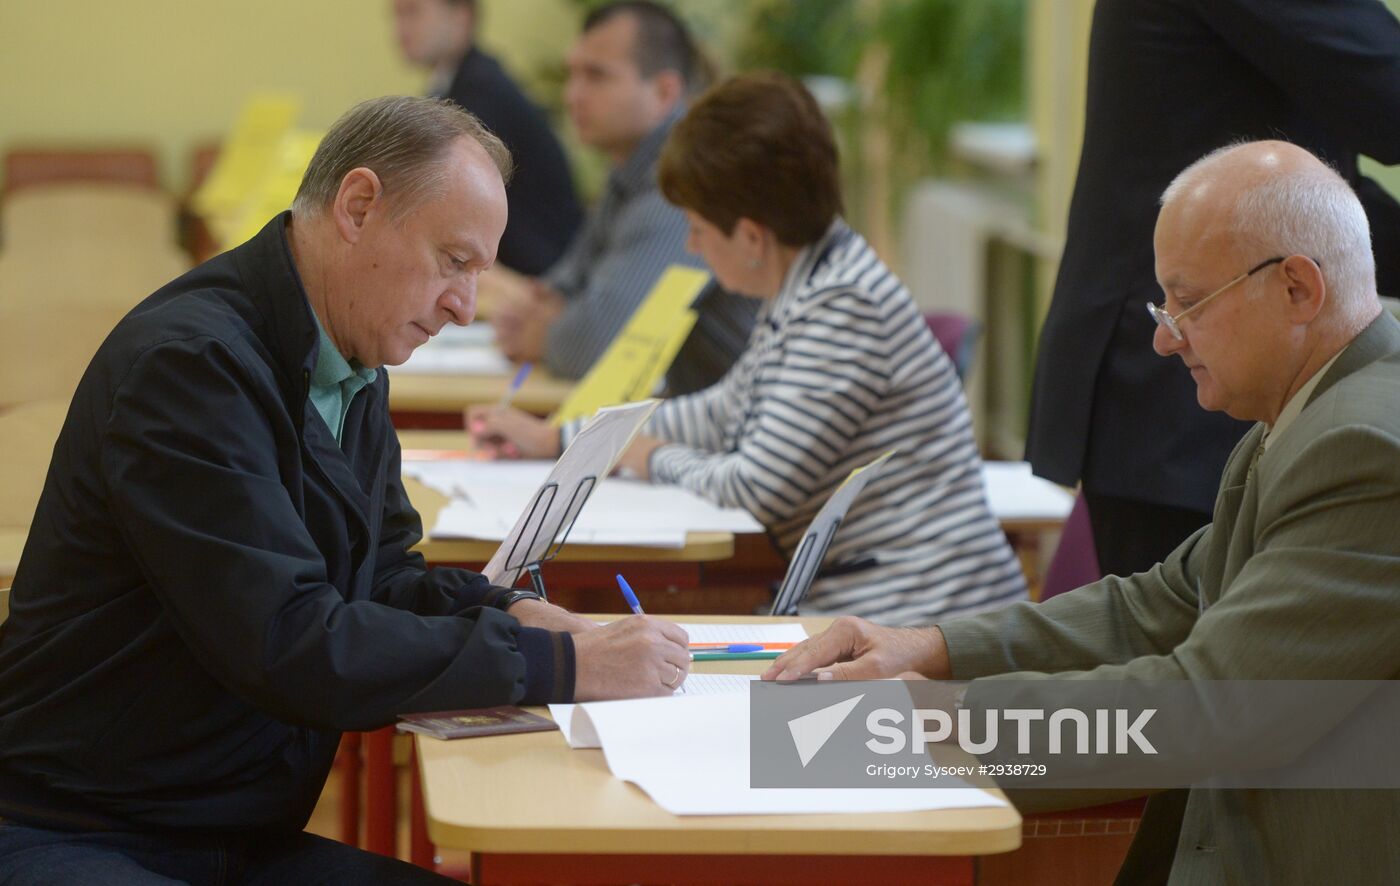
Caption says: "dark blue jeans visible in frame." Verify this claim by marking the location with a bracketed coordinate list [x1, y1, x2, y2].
[0, 820, 454, 885]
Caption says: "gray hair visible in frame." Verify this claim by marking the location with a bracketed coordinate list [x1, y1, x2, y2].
[1162, 144, 1377, 328]
[291, 96, 512, 219]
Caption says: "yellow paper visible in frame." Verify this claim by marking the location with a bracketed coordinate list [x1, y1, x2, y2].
[552, 266, 710, 424]
[192, 94, 302, 220]
[223, 129, 323, 249]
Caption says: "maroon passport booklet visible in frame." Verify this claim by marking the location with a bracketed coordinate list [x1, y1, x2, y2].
[397, 706, 559, 740]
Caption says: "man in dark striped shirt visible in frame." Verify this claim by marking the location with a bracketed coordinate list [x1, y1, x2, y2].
[492, 1, 758, 395]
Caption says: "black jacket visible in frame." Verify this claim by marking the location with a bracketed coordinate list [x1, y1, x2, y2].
[0, 215, 574, 833]
[441, 48, 583, 275]
[1027, 0, 1400, 513]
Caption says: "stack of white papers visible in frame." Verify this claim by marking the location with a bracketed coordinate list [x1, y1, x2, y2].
[403, 460, 764, 547]
[678, 622, 808, 644]
[562, 691, 1007, 816]
[393, 323, 513, 376]
[548, 622, 810, 743]
[539, 621, 1003, 817]
[549, 672, 760, 746]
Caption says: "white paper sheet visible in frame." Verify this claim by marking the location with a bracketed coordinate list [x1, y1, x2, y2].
[573, 693, 1007, 816]
[980, 461, 1074, 521]
[403, 459, 764, 547]
[676, 623, 808, 644]
[481, 402, 661, 584]
[434, 500, 688, 548]
[549, 673, 759, 747]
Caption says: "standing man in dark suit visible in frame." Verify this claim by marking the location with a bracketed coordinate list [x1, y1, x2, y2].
[1028, 0, 1400, 579]
[393, 0, 583, 275]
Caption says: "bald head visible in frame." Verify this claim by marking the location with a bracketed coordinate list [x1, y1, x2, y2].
[1160, 140, 1379, 334]
[1151, 141, 1383, 425]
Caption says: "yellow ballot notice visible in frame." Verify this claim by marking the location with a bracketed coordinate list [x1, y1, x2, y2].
[223, 129, 323, 249]
[552, 266, 710, 425]
[192, 95, 301, 221]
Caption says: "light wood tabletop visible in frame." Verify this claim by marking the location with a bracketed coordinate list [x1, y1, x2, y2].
[388, 368, 575, 417]
[415, 614, 1021, 877]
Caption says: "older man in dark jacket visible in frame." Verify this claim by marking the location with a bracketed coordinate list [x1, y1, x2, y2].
[0, 96, 688, 884]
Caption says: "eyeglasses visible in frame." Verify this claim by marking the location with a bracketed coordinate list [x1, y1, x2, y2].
[1146, 256, 1284, 341]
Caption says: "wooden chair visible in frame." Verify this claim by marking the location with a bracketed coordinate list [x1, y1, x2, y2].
[1, 183, 184, 256]
[1039, 493, 1101, 602]
[181, 142, 225, 263]
[0, 399, 67, 527]
[0, 295, 144, 409]
[4, 148, 158, 195]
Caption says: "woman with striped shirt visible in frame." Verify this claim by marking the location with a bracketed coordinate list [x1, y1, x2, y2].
[471, 73, 1026, 624]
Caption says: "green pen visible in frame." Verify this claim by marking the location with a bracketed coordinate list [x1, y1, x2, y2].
[690, 649, 782, 662]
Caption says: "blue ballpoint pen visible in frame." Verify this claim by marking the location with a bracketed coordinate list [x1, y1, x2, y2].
[497, 361, 533, 410]
[616, 574, 644, 615]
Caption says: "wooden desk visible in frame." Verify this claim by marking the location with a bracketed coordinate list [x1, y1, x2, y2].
[416, 614, 1022, 885]
[388, 369, 574, 426]
[404, 473, 735, 566]
[400, 431, 745, 609]
[399, 432, 1073, 610]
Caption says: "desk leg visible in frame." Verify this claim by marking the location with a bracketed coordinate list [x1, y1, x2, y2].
[364, 727, 398, 858]
[335, 732, 362, 846]
[408, 742, 437, 870]
[471, 852, 974, 885]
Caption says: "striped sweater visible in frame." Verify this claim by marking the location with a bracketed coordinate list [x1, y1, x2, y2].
[644, 220, 1027, 624]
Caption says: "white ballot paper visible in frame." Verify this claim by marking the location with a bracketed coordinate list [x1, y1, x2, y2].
[548, 673, 758, 746]
[564, 692, 1007, 816]
[482, 400, 660, 585]
[677, 623, 808, 644]
[770, 450, 897, 615]
[403, 461, 763, 547]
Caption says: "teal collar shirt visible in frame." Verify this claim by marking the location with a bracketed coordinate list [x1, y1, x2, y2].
[308, 314, 377, 446]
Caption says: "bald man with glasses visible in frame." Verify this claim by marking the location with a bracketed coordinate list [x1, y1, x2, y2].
[766, 141, 1400, 885]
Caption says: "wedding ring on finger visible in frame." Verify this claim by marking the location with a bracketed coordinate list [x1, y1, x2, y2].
[662, 663, 682, 689]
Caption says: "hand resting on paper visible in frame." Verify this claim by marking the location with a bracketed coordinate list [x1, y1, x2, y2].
[760, 615, 952, 682]
[506, 597, 599, 635]
[466, 406, 562, 460]
[572, 615, 692, 700]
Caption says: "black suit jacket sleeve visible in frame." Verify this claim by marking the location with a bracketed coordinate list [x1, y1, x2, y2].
[101, 338, 565, 730]
[371, 426, 504, 615]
